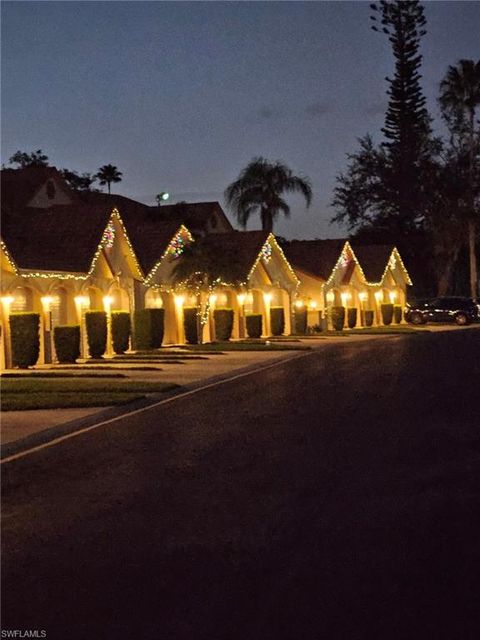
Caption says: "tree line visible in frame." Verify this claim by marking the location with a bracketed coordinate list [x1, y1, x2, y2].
[6, 150, 123, 195]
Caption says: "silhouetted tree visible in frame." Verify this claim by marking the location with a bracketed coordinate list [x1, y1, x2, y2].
[225, 157, 312, 232]
[439, 59, 480, 297]
[9, 149, 49, 168]
[61, 169, 98, 192]
[96, 164, 123, 194]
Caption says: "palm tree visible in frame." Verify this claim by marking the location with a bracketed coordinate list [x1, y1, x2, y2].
[440, 59, 480, 297]
[96, 164, 123, 194]
[225, 157, 312, 233]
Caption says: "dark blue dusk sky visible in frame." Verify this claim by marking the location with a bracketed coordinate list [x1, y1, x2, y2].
[2, 1, 479, 239]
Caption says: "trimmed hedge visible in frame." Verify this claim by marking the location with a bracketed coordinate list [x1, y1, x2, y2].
[347, 307, 358, 329]
[134, 308, 165, 350]
[294, 308, 307, 335]
[364, 310, 374, 327]
[183, 307, 199, 344]
[246, 314, 262, 338]
[54, 325, 80, 363]
[85, 311, 107, 358]
[112, 311, 131, 354]
[381, 303, 394, 326]
[270, 307, 285, 336]
[10, 312, 40, 368]
[214, 308, 234, 341]
[394, 305, 403, 324]
[331, 306, 345, 331]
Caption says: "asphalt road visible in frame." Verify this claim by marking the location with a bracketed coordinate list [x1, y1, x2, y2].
[2, 330, 480, 640]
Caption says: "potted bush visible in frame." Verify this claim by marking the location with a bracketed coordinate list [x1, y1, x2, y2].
[85, 311, 107, 358]
[364, 310, 374, 327]
[381, 303, 394, 326]
[347, 307, 358, 329]
[246, 314, 262, 338]
[111, 311, 131, 354]
[270, 307, 285, 336]
[393, 305, 403, 324]
[331, 306, 345, 331]
[54, 325, 80, 363]
[9, 312, 40, 368]
[133, 308, 165, 350]
[214, 308, 234, 341]
[294, 308, 307, 334]
[183, 307, 198, 344]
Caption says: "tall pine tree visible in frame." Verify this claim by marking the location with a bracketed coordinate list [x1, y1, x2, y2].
[371, 0, 432, 231]
[333, 0, 433, 235]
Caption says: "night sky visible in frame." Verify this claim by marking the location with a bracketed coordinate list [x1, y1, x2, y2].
[2, 1, 479, 239]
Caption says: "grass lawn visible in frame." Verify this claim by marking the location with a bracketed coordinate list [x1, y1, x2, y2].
[176, 342, 311, 351]
[1, 379, 180, 411]
[1, 372, 127, 379]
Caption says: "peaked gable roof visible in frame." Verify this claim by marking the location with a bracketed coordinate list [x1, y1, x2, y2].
[1, 166, 66, 212]
[282, 239, 347, 281]
[1, 204, 111, 273]
[350, 244, 396, 283]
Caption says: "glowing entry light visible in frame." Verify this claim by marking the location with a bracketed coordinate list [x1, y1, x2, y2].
[41, 296, 54, 310]
[174, 295, 185, 307]
[359, 291, 368, 302]
[309, 301, 318, 310]
[263, 292, 272, 304]
[375, 291, 383, 303]
[341, 292, 351, 307]
[295, 300, 304, 309]
[326, 291, 335, 303]
[237, 293, 246, 306]
[209, 294, 217, 306]
[74, 295, 90, 307]
[389, 291, 397, 303]
[1, 296, 14, 306]
[103, 295, 113, 310]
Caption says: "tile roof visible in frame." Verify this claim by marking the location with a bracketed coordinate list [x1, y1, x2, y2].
[1, 204, 110, 273]
[350, 244, 395, 283]
[1, 167, 62, 212]
[281, 239, 347, 280]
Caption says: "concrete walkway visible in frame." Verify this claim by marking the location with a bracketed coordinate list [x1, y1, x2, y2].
[1, 326, 478, 450]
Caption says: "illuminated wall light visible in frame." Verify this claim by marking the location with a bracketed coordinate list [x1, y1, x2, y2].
[174, 295, 185, 307]
[209, 294, 217, 306]
[1, 296, 14, 306]
[41, 295, 54, 311]
[309, 301, 318, 310]
[295, 300, 304, 309]
[389, 291, 397, 303]
[263, 292, 272, 304]
[237, 293, 246, 306]
[340, 292, 351, 307]
[375, 291, 383, 303]
[326, 291, 335, 303]
[74, 295, 90, 307]
[359, 291, 368, 302]
[103, 295, 113, 310]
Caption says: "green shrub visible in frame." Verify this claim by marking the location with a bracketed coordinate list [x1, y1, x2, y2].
[381, 303, 394, 326]
[183, 307, 199, 344]
[347, 307, 358, 329]
[294, 308, 307, 334]
[85, 311, 107, 358]
[364, 310, 374, 327]
[54, 325, 80, 363]
[270, 307, 285, 336]
[331, 306, 345, 331]
[112, 312, 131, 354]
[246, 314, 262, 338]
[133, 308, 165, 350]
[394, 305, 403, 324]
[9, 312, 40, 368]
[214, 308, 234, 341]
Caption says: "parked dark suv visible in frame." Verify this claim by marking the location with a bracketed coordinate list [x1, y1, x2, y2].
[405, 296, 480, 326]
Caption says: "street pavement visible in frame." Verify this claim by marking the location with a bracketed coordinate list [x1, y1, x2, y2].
[2, 329, 480, 639]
